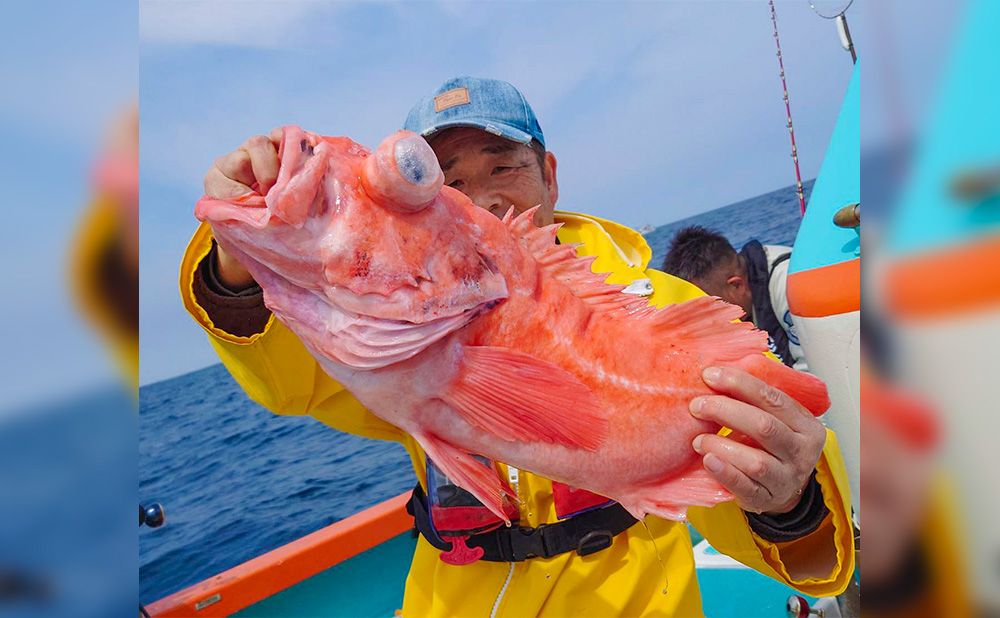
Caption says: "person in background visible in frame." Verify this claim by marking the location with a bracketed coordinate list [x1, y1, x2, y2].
[662, 226, 807, 372]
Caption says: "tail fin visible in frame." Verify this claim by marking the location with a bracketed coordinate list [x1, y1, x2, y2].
[739, 354, 830, 416]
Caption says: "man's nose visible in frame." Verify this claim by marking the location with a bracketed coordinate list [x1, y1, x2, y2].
[467, 187, 504, 215]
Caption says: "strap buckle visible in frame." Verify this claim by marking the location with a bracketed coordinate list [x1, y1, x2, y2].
[576, 530, 614, 557]
[508, 525, 551, 561]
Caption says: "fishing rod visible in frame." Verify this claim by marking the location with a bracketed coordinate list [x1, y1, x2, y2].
[768, 0, 807, 214]
[768, 1, 858, 215]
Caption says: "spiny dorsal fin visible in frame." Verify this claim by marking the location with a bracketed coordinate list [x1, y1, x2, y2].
[507, 206, 639, 314]
[631, 296, 768, 363]
[505, 208, 769, 364]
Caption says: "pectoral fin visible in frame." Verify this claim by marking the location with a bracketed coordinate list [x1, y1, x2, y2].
[441, 346, 608, 451]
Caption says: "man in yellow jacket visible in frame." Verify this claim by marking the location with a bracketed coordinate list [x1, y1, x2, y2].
[182, 76, 854, 616]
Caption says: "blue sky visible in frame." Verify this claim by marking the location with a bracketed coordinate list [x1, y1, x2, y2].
[139, 0, 866, 385]
[0, 1, 137, 412]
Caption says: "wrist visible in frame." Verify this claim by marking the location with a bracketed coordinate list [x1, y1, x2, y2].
[766, 489, 805, 516]
[765, 476, 811, 515]
[746, 472, 828, 542]
[215, 246, 255, 289]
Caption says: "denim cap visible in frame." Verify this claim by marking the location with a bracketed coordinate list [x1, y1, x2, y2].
[404, 76, 545, 149]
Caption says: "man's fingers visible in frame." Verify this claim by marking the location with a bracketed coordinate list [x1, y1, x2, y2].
[204, 166, 254, 199]
[690, 394, 797, 459]
[700, 366, 814, 433]
[694, 433, 785, 489]
[700, 451, 772, 514]
[204, 131, 283, 199]
[241, 134, 280, 194]
[213, 150, 256, 188]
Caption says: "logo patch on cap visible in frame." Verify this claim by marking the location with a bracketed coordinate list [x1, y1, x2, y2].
[434, 87, 470, 112]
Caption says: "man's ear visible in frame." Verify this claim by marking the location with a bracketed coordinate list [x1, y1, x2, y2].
[544, 151, 559, 206]
[726, 274, 753, 318]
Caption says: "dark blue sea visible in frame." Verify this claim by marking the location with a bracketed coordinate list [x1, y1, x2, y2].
[138, 179, 813, 604]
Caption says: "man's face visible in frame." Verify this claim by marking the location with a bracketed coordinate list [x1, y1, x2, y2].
[428, 127, 558, 227]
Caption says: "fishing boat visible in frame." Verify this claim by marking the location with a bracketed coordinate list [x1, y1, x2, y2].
[144, 491, 824, 617]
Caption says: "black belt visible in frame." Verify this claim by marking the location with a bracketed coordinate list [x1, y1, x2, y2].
[406, 483, 638, 562]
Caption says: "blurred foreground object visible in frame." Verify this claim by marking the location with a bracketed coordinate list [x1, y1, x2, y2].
[879, 0, 1000, 611]
[70, 103, 139, 390]
[0, 2, 137, 616]
[861, 364, 973, 617]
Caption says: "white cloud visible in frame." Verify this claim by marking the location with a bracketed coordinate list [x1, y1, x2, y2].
[140, 0, 342, 48]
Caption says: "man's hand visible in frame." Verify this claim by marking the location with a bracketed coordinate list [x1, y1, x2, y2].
[689, 366, 827, 515]
[202, 129, 282, 289]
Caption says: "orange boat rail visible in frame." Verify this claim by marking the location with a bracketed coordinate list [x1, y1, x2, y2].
[787, 258, 860, 318]
[886, 235, 1000, 318]
[145, 491, 413, 617]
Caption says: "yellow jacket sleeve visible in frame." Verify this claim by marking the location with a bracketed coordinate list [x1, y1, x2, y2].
[688, 430, 856, 596]
[179, 222, 406, 444]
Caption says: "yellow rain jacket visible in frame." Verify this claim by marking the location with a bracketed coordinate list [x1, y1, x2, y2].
[180, 211, 855, 617]
[72, 196, 139, 390]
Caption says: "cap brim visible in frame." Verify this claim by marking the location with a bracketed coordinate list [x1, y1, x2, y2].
[421, 119, 534, 145]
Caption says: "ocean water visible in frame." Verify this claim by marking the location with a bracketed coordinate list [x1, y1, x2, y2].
[138, 180, 812, 604]
[138, 364, 416, 604]
[644, 178, 814, 268]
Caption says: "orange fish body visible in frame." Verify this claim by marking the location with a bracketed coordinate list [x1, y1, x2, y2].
[197, 126, 829, 522]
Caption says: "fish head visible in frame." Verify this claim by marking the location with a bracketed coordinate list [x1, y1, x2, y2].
[195, 127, 511, 368]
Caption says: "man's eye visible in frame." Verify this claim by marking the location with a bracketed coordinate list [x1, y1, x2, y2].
[492, 166, 514, 175]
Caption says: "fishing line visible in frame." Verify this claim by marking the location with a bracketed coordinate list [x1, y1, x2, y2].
[807, 0, 854, 19]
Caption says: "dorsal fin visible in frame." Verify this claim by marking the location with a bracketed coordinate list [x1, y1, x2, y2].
[507, 206, 640, 314]
[633, 295, 768, 364]
[505, 207, 769, 365]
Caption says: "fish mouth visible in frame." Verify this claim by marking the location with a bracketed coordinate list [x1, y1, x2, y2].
[323, 270, 509, 326]
[315, 294, 506, 370]
[454, 296, 505, 324]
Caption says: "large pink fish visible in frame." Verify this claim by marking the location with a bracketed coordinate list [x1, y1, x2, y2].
[196, 126, 829, 522]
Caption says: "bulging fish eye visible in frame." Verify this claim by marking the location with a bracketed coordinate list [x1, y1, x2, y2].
[362, 131, 443, 213]
[395, 137, 438, 186]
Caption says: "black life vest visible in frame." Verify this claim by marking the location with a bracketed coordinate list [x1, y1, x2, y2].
[740, 240, 793, 367]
